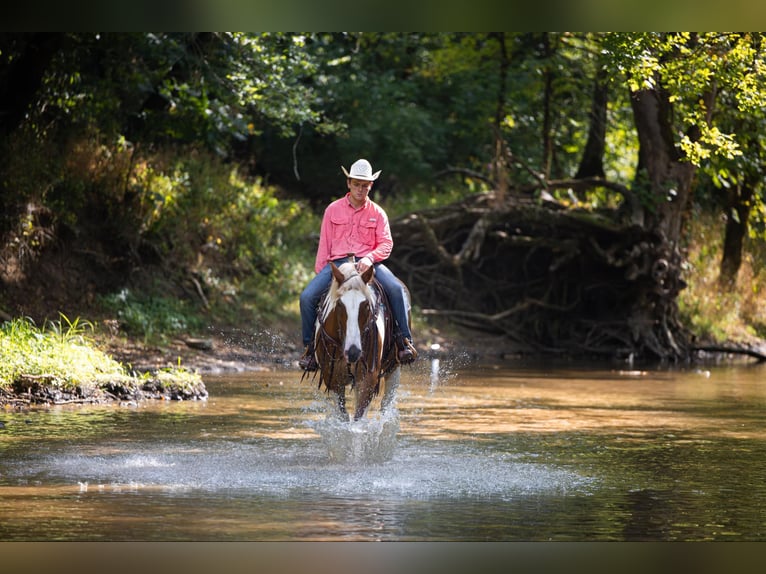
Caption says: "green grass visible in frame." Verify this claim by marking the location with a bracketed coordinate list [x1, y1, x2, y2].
[0, 314, 200, 394]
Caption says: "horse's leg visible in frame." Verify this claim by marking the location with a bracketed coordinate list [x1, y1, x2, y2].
[335, 386, 350, 422]
[352, 373, 378, 421]
[380, 366, 401, 413]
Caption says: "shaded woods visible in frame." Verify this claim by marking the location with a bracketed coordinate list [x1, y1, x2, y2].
[3, 33, 766, 366]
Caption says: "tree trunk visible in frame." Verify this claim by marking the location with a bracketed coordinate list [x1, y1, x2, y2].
[624, 87, 697, 360]
[541, 33, 554, 179]
[490, 32, 509, 206]
[630, 88, 696, 240]
[719, 180, 755, 289]
[575, 67, 608, 180]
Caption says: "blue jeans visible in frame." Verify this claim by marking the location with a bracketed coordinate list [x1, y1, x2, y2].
[300, 258, 413, 347]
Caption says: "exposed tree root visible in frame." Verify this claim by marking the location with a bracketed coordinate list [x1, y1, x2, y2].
[388, 190, 694, 362]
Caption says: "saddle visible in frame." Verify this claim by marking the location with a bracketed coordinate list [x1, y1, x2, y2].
[369, 278, 400, 379]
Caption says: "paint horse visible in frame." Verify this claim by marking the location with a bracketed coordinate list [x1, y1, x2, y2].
[307, 260, 408, 421]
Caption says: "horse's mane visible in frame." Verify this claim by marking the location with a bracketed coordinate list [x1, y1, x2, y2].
[319, 262, 374, 322]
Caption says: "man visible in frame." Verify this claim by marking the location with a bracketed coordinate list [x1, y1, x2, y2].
[298, 158, 417, 371]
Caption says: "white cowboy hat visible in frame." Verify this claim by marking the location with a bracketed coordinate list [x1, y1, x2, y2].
[341, 159, 381, 181]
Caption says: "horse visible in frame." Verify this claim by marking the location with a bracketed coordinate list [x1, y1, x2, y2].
[305, 260, 407, 421]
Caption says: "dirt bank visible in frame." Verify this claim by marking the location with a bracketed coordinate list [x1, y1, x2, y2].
[99, 316, 520, 376]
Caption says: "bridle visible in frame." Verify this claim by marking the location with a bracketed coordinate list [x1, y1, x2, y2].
[316, 276, 382, 388]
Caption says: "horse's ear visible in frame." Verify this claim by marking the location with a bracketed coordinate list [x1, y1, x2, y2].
[361, 264, 374, 284]
[330, 261, 345, 284]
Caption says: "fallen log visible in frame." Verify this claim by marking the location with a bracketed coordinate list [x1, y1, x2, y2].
[692, 343, 766, 362]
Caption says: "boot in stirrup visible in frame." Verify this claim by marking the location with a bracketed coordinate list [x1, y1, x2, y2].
[298, 344, 318, 371]
[396, 336, 417, 365]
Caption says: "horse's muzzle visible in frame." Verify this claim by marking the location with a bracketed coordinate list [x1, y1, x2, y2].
[345, 344, 362, 364]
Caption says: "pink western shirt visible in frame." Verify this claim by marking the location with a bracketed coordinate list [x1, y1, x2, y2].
[314, 193, 393, 274]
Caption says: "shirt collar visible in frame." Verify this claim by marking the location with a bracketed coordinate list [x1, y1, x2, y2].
[345, 192, 369, 210]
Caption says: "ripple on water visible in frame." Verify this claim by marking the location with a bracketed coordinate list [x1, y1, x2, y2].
[13, 417, 593, 501]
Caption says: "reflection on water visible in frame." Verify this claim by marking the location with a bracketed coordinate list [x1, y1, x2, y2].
[1, 358, 766, 540]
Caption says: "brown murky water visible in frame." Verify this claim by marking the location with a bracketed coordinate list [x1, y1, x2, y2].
[2, 357, 766, 541]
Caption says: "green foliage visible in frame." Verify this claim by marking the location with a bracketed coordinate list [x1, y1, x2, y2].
[679, 211, 766, 342]
[128, 148, 317, 322]
[321, 34, 466, 185]
[44, 313, 95, 345]
[6, 31, 766, 351]
[19, 33, 336, 156]
[602, 33, 766, 167]
[99, 289, 204, 343]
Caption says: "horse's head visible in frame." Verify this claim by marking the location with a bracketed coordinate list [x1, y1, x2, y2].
[322, 261, 376, 365]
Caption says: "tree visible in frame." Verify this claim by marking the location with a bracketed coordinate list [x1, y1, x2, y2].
[388, 33, 766, 362]
[0, 33, 333, 320]
[686, 34, 766, 289]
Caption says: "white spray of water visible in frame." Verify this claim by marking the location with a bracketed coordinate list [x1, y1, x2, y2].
[307, 408, 401, 464]
[305, 364, 403, 463]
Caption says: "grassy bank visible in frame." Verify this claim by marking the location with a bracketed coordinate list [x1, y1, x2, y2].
[0, 315, 205, 408]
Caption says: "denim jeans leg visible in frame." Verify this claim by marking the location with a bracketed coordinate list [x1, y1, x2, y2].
[374, 263, 412, 341]
[299, 265, 333, 346]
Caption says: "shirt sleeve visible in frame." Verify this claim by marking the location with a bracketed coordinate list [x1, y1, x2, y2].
[365, 207, 393, 264]
[314, 207, 333, 274]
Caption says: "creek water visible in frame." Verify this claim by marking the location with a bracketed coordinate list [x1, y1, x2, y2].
[1, 356, 766, 541]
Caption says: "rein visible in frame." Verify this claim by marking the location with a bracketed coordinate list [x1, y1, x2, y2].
[338, 270, 361, 286]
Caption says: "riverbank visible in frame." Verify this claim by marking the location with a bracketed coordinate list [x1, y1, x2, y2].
[98, 312, 766, 377]
[4, 311, 764, 410]
[0, 371, 208, 409]
[97, 315, 518, 375]
[1, 310, 506, 409]
[0, 316, 209, 409]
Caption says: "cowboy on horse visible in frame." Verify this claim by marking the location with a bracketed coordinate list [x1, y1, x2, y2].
[298, 158, 417, 372]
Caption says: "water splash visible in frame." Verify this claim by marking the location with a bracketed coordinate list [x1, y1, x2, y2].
[204, 326, 298, 370]
[430, 357, 440, 391]
[8, 430, 594, 501]
[307, 409, 401, 464]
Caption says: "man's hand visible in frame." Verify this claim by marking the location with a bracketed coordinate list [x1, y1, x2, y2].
[356, 256, 373, 274]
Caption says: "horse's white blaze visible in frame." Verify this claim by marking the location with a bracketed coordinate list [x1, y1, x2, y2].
[340, 289, 366, 355]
